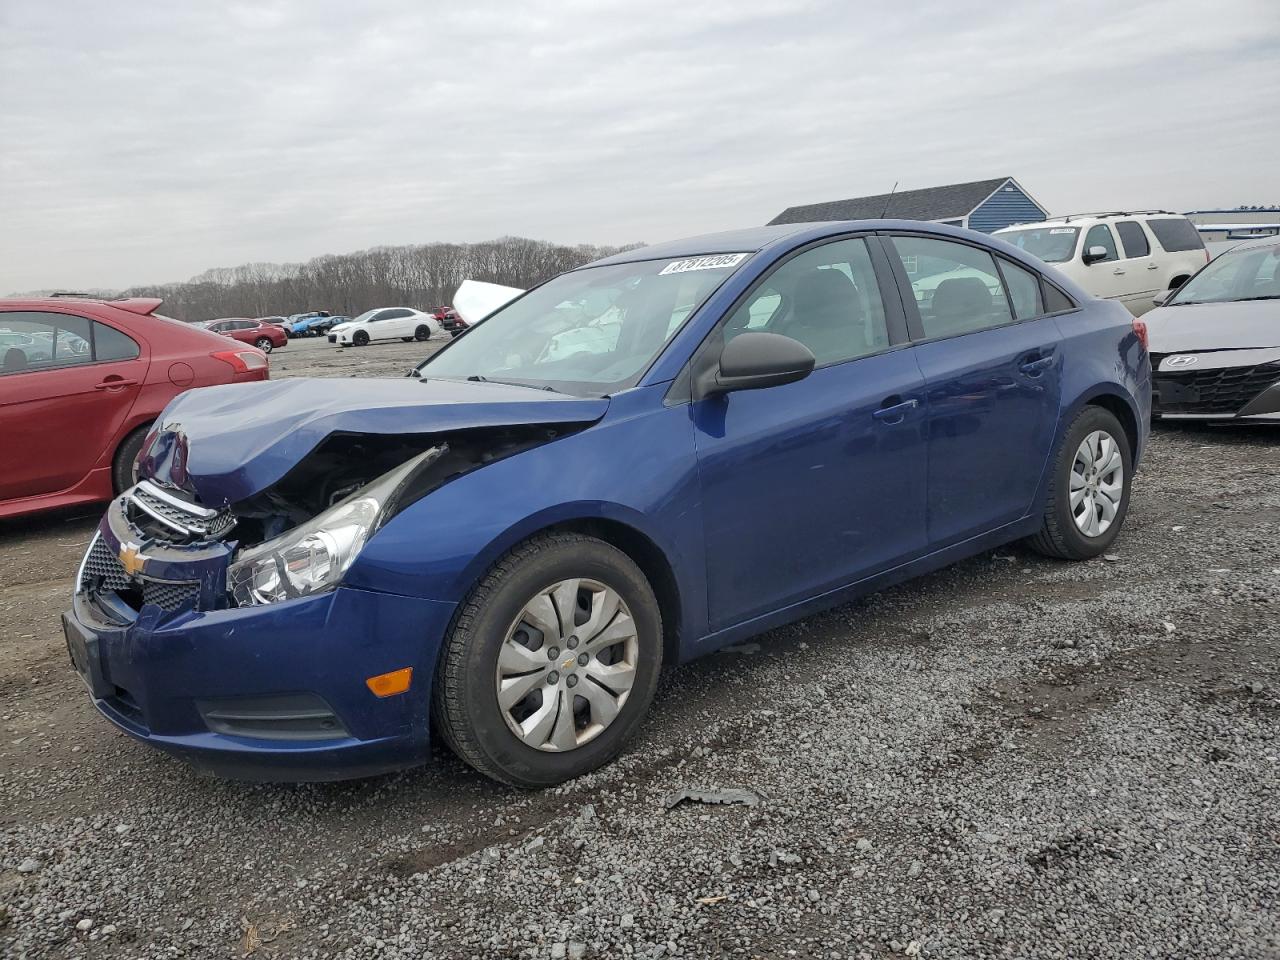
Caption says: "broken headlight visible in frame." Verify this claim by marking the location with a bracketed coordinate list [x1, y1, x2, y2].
[227, 450, 434, 606]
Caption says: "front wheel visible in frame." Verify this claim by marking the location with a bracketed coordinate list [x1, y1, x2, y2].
[414, 325, 432, 342]
[352, 330, 369, 347]
[254, 337, 273, 353]
[433, 533, 663, 787]
[1028, 406, 1132, 560]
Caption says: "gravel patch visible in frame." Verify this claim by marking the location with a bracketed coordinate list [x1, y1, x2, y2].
[1, 352, 1277, 958]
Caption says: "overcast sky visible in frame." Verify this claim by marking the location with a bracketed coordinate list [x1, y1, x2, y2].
[2, 0, 1277, 293]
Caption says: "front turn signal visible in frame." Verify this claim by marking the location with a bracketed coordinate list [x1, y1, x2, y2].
[366, 667, 413, 698]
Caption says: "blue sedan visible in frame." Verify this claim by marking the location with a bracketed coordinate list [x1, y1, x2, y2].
[65, 221, 1150, 786]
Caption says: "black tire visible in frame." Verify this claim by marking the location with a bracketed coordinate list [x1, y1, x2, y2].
[401, 337, 414, 342]
[1028, 406, 1132, 560]
[432, 533, 663, 788]
[254, 337, 273, 353]
[112, 424, 151, 494]
[352, 330, 369, 347]
[414, 325, 431, 342]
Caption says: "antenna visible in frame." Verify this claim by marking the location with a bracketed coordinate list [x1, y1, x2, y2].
[880, 181, 899, 218]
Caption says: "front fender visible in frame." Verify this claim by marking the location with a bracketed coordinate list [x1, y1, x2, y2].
[345, 385, 708, 646]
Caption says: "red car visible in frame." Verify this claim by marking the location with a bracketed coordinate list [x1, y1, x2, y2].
[205, 317, 288, 353]
[0, 297, 269, 520]
[432, 305, 468, 337]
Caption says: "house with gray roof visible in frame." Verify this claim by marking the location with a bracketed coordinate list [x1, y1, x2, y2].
[769, 177, 1049, 234]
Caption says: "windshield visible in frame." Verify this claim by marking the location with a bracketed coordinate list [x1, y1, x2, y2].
[348, 310, 380, 324]
[998, 226, 1080, 263]
[1169, 243, 1280, 306]
[415, 254, 750, 395]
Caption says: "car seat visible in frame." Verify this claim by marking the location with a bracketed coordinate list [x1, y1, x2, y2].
[2, 348, 28, 373]
[929, 277, 993, 334]
[782, 268, 865, 365]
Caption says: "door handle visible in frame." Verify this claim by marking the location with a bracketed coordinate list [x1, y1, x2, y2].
[1112, 268, 1125, 275]
[1147, 263, 1159, 270]
[1019, 356, 1054, 375]
[872, 398, 919, 422]
[94, 378, 138, 390]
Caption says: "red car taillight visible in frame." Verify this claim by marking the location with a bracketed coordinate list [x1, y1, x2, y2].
[212, 348, 269, 374]
[1132, 320, 1149, 351]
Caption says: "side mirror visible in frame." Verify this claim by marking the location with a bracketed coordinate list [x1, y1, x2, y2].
[1082, 245, 1109, 265]
[696, 332, 816, 399]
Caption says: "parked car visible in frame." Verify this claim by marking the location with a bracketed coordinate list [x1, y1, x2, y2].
[0, 297, 268, 520]
[1145, 235, 1280, 422]
[258, 316, 290, 330]
[307, 315, 347, 335]
[433, 306, 468, 337]
[326, 307, 439, 345]
[206, 318, 288, 353]
[65, 222, 1148, 786]
[995, 212, 1209, 317]
[286, 311, 333, 337]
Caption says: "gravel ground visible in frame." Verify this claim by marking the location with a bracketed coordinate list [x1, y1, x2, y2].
[1, 340, 1277, 959]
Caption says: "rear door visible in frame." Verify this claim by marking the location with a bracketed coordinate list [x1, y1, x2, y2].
[1114, 220, 1161, 314]
[0, 310, 146, 501]
[692, 234, 929, 630]
[883, 234, 1064, 548]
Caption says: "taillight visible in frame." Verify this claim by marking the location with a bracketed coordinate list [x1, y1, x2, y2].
[1205, 249, 1211, 263]
[1132, 320, 1149, 351]
[212, 349, 268, 374]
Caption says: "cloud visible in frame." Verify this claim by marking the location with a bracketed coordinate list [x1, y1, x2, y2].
[1, 0, 1277, 291]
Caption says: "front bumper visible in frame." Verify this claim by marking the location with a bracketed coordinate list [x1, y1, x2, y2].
[1151, 351, 1280, 422]
[66, 501, 457, 781]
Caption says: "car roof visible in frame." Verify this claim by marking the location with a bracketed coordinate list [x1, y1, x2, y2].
[1220, 234, 1280, 255]
[999, 211, 1187, 230]
[0, 296, 164, 315]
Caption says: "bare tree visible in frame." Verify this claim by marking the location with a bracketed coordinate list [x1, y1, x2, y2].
[118, 237, 640, 322]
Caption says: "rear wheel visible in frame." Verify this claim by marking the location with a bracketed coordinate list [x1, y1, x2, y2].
[433, 533, 662, 787]
[112, 424, 151, 494]
[254, 337, 273, 353]
[1028, 406, 1132, 560]
[414, 325, 432, 341]
[352, 330, 369, 347]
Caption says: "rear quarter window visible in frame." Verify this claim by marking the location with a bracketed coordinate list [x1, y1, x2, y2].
[1145, 218, 1205, 253]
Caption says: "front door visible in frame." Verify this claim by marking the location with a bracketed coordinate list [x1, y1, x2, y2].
[884, 234, 1063, 547]
[692, 236, 928, 631]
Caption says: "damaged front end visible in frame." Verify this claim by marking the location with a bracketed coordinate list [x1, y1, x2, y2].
[81, 424, 581, 622]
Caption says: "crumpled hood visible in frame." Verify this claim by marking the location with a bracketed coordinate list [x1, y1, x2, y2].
[1146, 300, 1280, 353]
[140, 377, 609, 505]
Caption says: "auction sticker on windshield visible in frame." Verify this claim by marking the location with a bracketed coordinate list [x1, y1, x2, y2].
[658, 253, 750, 275]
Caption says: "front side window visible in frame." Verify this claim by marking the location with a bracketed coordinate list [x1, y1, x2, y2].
[1084, 225, 1119, 263]
[723, 237, 890, 367]
[890, 236, 1012, 338]
[999, 259, 1044, 320]
[1170, 243, 1280, 305]
[417, 254, 748, 395]
[0, 312, 94, 375]
[1115, 221, 1150, 258]
[997, 226, 1079, 263]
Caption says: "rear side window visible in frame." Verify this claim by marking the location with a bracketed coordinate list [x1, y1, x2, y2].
[1042, 283, 1076, 313]
[94, 322, 140, 361]
[998, 259, 1044, 320]
[1145, 218, 1205, 252]
[1083, 225, 1119, 263]
[889, 236, 1013, 339]
[1115, 221, 1150, 258]
[0, 312, 104, 374]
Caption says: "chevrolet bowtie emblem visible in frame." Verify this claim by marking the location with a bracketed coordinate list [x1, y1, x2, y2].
[118, 541, 147, 577]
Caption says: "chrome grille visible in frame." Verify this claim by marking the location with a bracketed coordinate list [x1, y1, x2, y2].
[125, 481, 235, 543]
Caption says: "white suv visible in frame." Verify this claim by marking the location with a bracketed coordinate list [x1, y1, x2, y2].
[327, 307, 440, 346]
[995, 212, 1209, 316]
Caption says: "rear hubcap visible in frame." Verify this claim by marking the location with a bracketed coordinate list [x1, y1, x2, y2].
[495, 578, 638, 752]
[1070, 430, 1123, 537]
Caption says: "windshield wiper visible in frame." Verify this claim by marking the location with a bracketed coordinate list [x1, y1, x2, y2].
[1236, 295, 1280, 302]
[465, 374, 562, 393]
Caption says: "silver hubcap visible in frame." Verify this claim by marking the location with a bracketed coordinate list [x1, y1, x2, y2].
[1071, 430, 1124, 537]
[495, 578, 638, 752]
